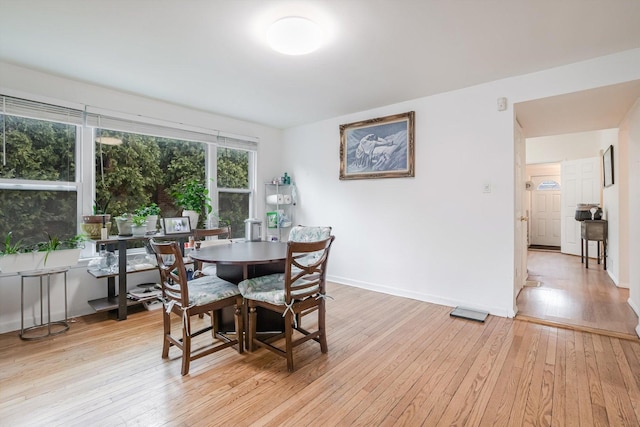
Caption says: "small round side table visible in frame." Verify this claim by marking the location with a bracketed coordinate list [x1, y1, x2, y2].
[19, 267, 70, 340]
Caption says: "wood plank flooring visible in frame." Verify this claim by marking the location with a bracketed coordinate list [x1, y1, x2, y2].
[2, 282, 640, 426]
[517, 250, 638, 337]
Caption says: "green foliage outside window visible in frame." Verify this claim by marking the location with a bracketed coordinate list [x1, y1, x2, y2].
[0, 115, 77, 246]
[0, 115, 251, 245]
[96, 131, 250, 234]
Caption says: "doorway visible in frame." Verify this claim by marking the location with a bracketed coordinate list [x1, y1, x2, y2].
[513, 81, 640, 337]
[518, 146, 635, 336]
[527, 165, 561, 249]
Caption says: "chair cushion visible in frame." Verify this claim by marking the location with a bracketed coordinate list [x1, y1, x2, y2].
[289, 226, 331, 242]
[289, 226, 331, 274]
[187, 275, 240, 306]
[238, 273, 317, 305]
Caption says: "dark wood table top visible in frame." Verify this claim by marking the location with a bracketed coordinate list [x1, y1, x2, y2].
[189, 241, 288, 266]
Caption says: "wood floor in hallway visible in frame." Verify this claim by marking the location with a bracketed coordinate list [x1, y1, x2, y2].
[517, 249, 638, 338]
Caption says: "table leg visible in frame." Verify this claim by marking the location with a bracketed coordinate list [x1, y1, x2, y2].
[585, 239, 589, 269]
[242, 265, 250, 349]
[581, 238, 584, 263]
[118, 239, 128, 320]
[597, 241, 601, 264]
[46, 274, 51, 336]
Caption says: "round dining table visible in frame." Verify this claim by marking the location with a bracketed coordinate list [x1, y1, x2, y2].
[189, 241, 288, 339]
[189, 241, 288, 284]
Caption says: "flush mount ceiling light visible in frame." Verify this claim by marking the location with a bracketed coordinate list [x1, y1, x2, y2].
[266, 16, 324, 55]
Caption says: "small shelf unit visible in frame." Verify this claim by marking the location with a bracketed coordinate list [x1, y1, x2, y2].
[265, 182, 295, 242]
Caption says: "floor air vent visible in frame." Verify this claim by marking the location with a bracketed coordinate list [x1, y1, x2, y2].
[450, 306, 489, 322]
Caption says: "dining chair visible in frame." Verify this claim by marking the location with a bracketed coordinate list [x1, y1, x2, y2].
[238, 233, 335, 371]
[149, 238, 243, 376]
[193, 226, 232, 276]
[288, 225, 332, 326]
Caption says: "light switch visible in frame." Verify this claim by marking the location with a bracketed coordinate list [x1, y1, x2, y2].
[483, 183, 492, 193]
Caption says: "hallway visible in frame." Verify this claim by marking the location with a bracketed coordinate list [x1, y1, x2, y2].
[516, 249, 639, 339]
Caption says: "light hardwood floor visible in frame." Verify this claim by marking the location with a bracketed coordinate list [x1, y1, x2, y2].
[518, 250, 639, 338]
[2, 282, 640, 426]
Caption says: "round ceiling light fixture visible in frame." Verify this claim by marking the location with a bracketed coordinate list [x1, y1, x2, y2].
[266, 16, 324, 55]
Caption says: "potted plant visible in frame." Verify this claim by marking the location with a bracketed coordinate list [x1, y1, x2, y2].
[135, 203, 160, 233]
[115, 213, 133, 237]
[173, 179, 212, 229]
[131, 214, 148, 237]
[0, 232, 85, 274]
[82, 196, 112, 239]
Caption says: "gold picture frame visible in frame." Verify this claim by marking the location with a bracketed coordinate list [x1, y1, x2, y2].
[339, 111, 415, 180]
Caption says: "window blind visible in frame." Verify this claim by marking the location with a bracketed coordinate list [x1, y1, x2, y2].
[85, 110, 258, 151]
[1, 95, 84, 125]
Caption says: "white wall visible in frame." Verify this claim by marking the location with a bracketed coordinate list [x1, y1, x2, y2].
[3, 49, 640, 332]
[0, 62, 283, 334]
[600, 130, 622, 286]
[620, 98, 640, 336]
[282, 49, 640, 317]
[526, 130, 614, 164]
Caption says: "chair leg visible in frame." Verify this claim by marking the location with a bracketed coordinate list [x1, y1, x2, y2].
[284, 310, 294, 372]
[319, 299, 328, 353]
[181, 310, 191, 376]
[248, 305, 257, 352]
[234, 298, 244, 354]
[212, 309, 219, 337]
[162, 308, 171, 358]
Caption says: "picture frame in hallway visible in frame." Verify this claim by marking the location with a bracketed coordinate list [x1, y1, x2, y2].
[339, 111, 415, 180]
[603, 145, 614, 188]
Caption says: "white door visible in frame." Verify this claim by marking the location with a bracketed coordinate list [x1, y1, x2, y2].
[514, 121, 527, 310]
[560, 157, 600, 256]
[530, 175, 561, 246]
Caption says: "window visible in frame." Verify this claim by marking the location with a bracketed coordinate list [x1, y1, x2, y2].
[0, 95, 257, 250]
[0, 100, 81, 246]
[95, 128, 207, 226]
[94, 131, 255, 239]
[536, 180, 561, 191]
[217, 148, 252, 239]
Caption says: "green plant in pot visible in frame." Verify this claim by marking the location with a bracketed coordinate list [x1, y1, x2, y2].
[135, 203, 160, 233]
[131, 214, 148, 237]
[82, 196, 112, 239]
[115, 213, 133, 237]
[173, 179, 212, 229]
[0, 231, 24, 255]
[0, 232, 85, 273]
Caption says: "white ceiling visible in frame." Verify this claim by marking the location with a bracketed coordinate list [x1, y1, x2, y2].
[1, 0, 640, 131]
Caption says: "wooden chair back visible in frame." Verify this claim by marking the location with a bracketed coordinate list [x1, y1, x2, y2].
[193, 226, 232, 242]
[285, 236, 335, 303]
[149, 239, 189, 308]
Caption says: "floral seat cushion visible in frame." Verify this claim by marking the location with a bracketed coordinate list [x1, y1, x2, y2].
[238, 273, 317, 305]
[288, 226, 332, 273]
[187, 275, 240, 306]
[289, 226, 331, 242]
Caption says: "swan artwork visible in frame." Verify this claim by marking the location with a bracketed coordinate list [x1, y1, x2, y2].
[352, 133, 394, 170]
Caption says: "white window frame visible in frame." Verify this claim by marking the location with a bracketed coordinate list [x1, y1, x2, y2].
[2, 95, 258, 253]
